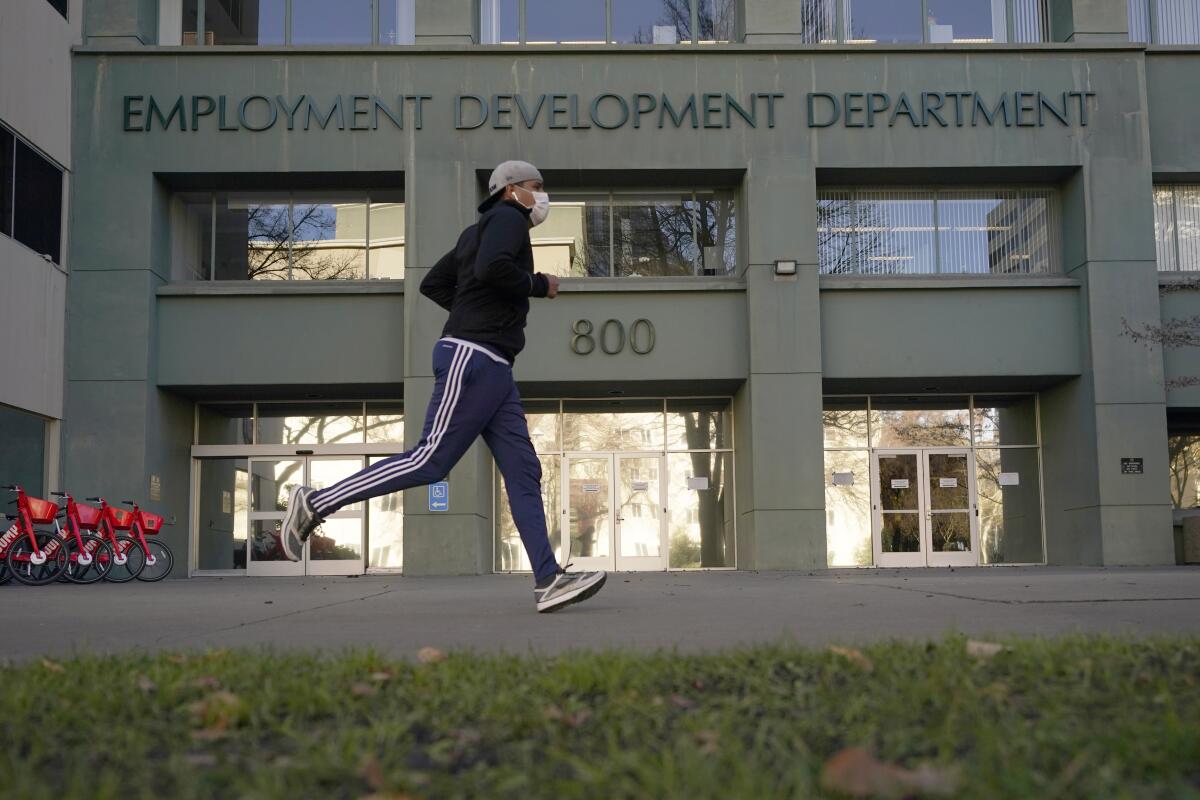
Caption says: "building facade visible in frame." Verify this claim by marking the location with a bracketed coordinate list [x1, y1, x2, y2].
[8, 0, 1199, 577]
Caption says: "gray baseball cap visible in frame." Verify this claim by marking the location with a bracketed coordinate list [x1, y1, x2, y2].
[480, 160, 543, 211]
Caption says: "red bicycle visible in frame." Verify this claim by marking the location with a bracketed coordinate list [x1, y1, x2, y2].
[49, 492, 115, 584]
[88, 496, 146, 582]
[90, 497, 173, 582]
[1, 486, 69, 586]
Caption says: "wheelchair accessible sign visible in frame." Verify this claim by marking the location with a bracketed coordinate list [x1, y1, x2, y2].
[428, 481, 449, 512]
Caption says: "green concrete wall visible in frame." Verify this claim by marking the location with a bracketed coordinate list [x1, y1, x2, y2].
[65, 18, 1189, 573]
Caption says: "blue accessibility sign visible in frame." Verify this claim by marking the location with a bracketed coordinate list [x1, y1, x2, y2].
[428, 481, 449, 512]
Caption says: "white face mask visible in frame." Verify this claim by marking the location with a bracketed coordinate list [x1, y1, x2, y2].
[514, 186, 551, 227]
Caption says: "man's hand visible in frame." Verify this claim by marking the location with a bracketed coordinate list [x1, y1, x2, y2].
[545, 274, 560, 299]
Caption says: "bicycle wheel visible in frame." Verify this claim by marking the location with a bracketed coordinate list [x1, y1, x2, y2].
[63, 534, 114, 585]
[102, 535, 146, 583]
[135, 540, 174, 582]
[8, 531, 68, 586]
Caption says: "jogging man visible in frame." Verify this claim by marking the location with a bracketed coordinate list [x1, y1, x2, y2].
[278, 161, 606, 613]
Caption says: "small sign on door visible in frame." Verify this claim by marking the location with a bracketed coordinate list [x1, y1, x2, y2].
[687, 476, 710, 491]
[631, 481, 650, 492]
[938, 477, 959, 489]
[890, 478, 910, 489]
[582, 483, 602, 494]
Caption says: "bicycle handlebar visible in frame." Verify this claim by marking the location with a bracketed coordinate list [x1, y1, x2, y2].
[86, 497, 102, 502]
[50, 491, 68, 497]
[2, 485, 17, 491]
[121, 500, 136, 506]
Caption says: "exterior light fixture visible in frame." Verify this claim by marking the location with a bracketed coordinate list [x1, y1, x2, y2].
[774, 260, 797, 276]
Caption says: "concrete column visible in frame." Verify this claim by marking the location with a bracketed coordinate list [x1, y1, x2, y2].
[1048, 0, 1131, 42]
[84, 0, 159, 45]
[400, 157, 495, 575]
[738, 157, 827, 569]
[415, 0, 475, 45]
[1040, 150, 1175, 565]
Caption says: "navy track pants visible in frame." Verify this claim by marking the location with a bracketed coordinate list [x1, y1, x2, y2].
[307, 338, 560, 583]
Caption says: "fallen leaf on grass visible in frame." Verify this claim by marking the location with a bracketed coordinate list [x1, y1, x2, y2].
[694, 730, 720, 754]
[820, 747, 960, 799]
[136, 675, 157, 694]
[192, 676, 222, 690]
[351, 682, 378, 697]
[669, 694, 697, 710]
[543, 705, 592, 728]
[184, 753, 218, 767]
[417, 647, 446, 664]
[369, 671, 394, 683]
[966, 640, 1006, 659]
[360, 754, 385, 791]
[188, 690, 247, 739]
[41, 659, 65, 674]
[167, 653, 189, 665]
[828, 646, 874, 672]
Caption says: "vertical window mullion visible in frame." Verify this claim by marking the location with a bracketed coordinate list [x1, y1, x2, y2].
[836, 0, 845, 43]
[372, 0, 380, 44]
[209, 193, 216, 281]
[1172, 186, 1184, 272]
[1149, 0, 1160, 44]
[605, 0, 612, 43]
[1005, 0, 1016, 42]
[519, 0, 526, 44]
[608, 192, 615, 277]
[932, 189, 942, 274]
[849, 190, 859, 274]
[365, 195, 372, 279]
[197, 0, 206, 44]
[920, 0, 929, 43]
[691, 0, 700, 44]
[285, 0, 294, 45]
[287, 194, 294, 280]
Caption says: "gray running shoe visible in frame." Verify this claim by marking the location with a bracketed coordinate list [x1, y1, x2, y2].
[534, 568, 607, 613]
[280, 485, 322, 562]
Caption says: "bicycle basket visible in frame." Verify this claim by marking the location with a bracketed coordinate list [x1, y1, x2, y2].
[26, 497, 59, 524]
[75, 503, 103, 530]
[138, 511, 164, 534]
[109, 508, 134, 531]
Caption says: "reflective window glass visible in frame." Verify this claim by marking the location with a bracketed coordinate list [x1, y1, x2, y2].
[666, 399, 732, 450]
[856, 190, 936, 274]
[0, 127, 12, 237]
[480, 0, 520, 43]
[0, 404, 45, 498]
[973, 395, 1038, 446]
[562, 399, 665, 451]
[291, 0, 373, 44]
[845, 0, 923, 43]
[290, 199, 366, 280]
[614, 195, 697, 277]
[697, 0, 736, 42]
[380, 0, 416, 45]
[525, 0, 606, 44]
[368, 455, 404, 568]
[1129, 0, 1152, 41]
[496, 455, 561, 571]
[186, 0, 286, 45]
[1154, 186, 1179, 271]
[926, 0, 1008, 42]
[1011, 0, 1046, 42]
[869, 397, 971, 448]
[172, 194, 212, 281]
[366, 403, 404, 444]
[1154, 0, 1200, 43]
[1168, 434, 1200, 509]
[256, 402, 365, 445]
[196, 458, 249, 570]
[823, 397, 869, 449]
[369, 200, 405, 279]
[976, 448, 1043, 563]
[521, 400, 562, 453]
[213, 195, 289, 280]
[197, 403, 254, 445]
[533, 197, 610, 277]
[13, 140, 63, 264]
[825, 449, 872, 566]
[611, 0, 689, 44]
[668, 452, 733, 568]
[1177, 186, 1200, 272]
[249, 459, 302, 512]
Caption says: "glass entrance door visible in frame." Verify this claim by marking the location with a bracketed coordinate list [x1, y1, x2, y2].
[563, 454, 666, 571]
[247, 456, 365, 576]
[871, 449, 978, 567]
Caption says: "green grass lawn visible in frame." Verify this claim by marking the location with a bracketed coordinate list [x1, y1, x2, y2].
[1, 636, 1198, 799]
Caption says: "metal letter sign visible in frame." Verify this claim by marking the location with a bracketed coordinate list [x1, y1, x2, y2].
[429, 481, 449, 511]
[1120, 458, 1144, 475]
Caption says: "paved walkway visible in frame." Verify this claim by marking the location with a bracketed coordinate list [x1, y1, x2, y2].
[2, 567, 1198, 660]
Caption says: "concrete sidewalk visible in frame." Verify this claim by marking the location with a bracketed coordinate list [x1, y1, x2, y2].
[1, 567, 1198, 661]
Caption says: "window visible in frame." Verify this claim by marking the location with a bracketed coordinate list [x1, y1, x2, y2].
[800, 0, 1047, 44]
[533, 190, 737, 278]
[817, 187, 1060, 275]
[1154, 185, 1200, 272]
[1130, 0, 1200, 43]
[171, 191, 404, 281]
[481, 0, 735, 45]
[179, 0, 414, 45]
[0, 404, 47, 499]
[1169, 434, 1200, 508]
[0, 123, 64, 265]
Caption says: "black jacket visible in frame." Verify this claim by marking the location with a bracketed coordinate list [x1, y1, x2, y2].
[420, 200, 551, 363]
